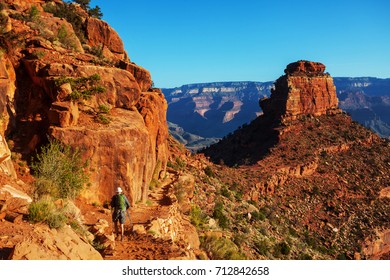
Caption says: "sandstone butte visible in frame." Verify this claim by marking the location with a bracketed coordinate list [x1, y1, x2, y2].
[0, 0, 168, 205]
[260, 60, 341, 122]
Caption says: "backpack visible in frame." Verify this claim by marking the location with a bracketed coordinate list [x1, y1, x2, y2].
[113, 194, 126, 211]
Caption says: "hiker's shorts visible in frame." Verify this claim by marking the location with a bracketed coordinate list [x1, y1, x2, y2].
[112, 210, 126, 224]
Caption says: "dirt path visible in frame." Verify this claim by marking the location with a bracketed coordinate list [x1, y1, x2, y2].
[88, 174, 186, 260]
[0, 173, 185, 260]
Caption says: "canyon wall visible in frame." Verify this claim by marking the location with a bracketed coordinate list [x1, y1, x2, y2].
[0, 0, 169, 204]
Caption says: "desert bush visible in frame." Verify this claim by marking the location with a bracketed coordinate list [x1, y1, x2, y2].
[98, 104, 111, 114]
[0, 11, 7, 34]
[213, 201, 229, 229]
[57, 24, 78, 50]
[28, 197, 67, 229]
[204, 165, 214, 177]
[201, 235, 246, 260]
[251, 210, 266, 221]
[55, 74, 106, 101]
[95, 113, 111, 124]
[27, 5, 40, 22]
[31, 139, 89, 200]
[44, 2, 86, 43]
[254, 238, 270, 256]
[273, 241, 291, 257]
[220, 186, 231, 200]
[190, 205, 207, 229]
[173, 182, 185, 203]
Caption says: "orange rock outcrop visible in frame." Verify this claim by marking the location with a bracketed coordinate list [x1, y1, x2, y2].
[261, 60, 340, 122]
[0, 0, 169, 204]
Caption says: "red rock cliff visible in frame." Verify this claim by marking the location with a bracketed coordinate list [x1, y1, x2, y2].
[0, 0, 168, 204]
[261, 60, 340, 122]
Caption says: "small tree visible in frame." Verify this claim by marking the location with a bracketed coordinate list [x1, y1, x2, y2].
[72, 0, 103, 19]
[73, 0, 90, 10]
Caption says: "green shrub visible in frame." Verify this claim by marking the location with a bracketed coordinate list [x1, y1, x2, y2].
[44, 2, 86, 43]
[190, 205, 207, 228]
[28, 5, 40, 22]
[254, 239, 270, 256]
[251, 210, 266, 221]
[57, 24, 77, 50]
[98, 104, 110, 114]
[55, 74, 106, 101]
[89, 43, 104, 57]
[173, 182, 185, 203]
[72, 0, 103, 19]
[213, 201, 229, 229]
[204, 166, 214, 177]
[273, 241, 291, 257]
[31, 139, 89, 200]
[28, 197, 67, 229]
[201, 236, 246, 260]
[28, 198, 53, 223]
[220, 187, 231, 200]
[96, 113, 111, 124]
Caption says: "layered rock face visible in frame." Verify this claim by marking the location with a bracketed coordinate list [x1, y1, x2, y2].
[261, 60, 340, 122]
[0, 0, 169, 204]
[163, 82, 272, 138]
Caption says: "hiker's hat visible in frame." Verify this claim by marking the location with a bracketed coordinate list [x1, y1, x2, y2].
[116, 187, 122, 193]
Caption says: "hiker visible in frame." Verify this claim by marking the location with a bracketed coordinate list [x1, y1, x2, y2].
[110, 187, 131, 241]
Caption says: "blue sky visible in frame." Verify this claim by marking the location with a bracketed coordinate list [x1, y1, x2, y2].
[90, 0, 390, 88]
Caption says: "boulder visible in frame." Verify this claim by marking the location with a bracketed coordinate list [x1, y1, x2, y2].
[10, 226, 103, 260]
[85, 17, 125, 60]
[118, 61, 153, 92]
[0, 184, 32, 203]
[48, 101, 79, 127]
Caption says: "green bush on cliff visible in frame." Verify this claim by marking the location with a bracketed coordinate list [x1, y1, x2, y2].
[31, 139, 89, 200]
[201, 235, 247, 260]
[43, 1, 86, 43]
[55, 74, 106, 101]
[28, 196, 67, 229]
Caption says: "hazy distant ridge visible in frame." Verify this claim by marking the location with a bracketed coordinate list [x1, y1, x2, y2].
[163, 77, 390, 149]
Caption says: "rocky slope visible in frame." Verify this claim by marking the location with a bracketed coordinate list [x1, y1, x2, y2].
[163, 78, 390, 148]
[199, 61, 389, 259]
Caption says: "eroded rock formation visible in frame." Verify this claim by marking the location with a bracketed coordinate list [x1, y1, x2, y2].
[0, 0, 168, 205]
[260, 60, 340, 122]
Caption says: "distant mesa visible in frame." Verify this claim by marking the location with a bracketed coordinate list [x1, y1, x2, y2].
[260, 60, 341, 122]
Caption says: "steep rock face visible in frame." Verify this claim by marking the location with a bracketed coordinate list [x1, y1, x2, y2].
[0, 0, 169, 205]
[260, 60, 340, 122]
[136, 89, 169, 178]
[118, 61, 153, 92]
[50, 109, 153, 204]
[85, 17, 126, 61]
